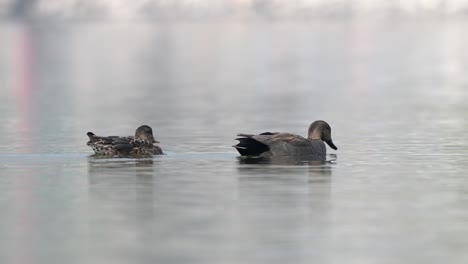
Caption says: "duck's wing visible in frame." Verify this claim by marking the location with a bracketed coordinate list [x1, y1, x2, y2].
[250, 133, 307, 146]
[254, 133, 318, 156]
[237, 132, 276, 138]
[88, 133, 136, 155]
[87, 132, 133, 147]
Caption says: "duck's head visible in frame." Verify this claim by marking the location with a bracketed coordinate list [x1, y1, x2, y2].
[308, 120, 337, 150]
[135, 125, 160, 143]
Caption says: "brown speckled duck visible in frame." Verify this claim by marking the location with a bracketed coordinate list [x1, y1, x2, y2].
[87, 125, 163, 157]
[234, 120, 337, 157]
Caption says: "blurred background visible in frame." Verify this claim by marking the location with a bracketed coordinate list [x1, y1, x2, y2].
[3, 0, 468, 20]
[2, 1, 468, 264]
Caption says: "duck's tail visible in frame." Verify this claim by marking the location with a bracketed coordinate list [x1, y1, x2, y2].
[87, 132, 97, 143]
[233, 134, 270, 156]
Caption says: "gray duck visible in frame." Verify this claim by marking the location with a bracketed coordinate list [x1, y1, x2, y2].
[234, 120, 337, 157]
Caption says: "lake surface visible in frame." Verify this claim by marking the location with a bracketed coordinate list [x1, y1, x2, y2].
[1, 20, 468, 263]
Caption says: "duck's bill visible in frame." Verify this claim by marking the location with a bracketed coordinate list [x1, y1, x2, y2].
[153, 140, 160, 144]
[325, 140, 338, 150]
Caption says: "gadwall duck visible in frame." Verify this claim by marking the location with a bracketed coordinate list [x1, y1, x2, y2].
[86, 125, 163, 156]
[234, 120, 337, 157]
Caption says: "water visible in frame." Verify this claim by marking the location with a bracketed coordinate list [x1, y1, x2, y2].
[1, 20, 468, 263]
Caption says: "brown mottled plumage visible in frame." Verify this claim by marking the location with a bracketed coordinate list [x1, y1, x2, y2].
[234, 120, 337, 157]
[86, 125, 163, 157]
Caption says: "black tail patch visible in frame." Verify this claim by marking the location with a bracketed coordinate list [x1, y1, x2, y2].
[234, 137, 270, 156]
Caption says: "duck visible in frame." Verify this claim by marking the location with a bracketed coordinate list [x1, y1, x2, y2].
[86, 125, 163, 156]
[233, 120, 337, 157]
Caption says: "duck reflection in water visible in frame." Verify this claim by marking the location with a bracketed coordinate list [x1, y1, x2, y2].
[87, 156, 157, 252]
[87, 156, 156, 185]
[236, 150, 333, 244]
[236, 154, 335, 178]
[238, 154, 336, 166]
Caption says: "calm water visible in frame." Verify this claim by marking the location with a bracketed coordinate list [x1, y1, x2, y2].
[1, 20, 468, 263]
